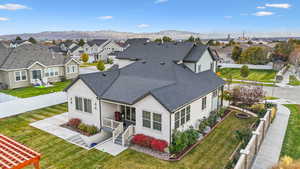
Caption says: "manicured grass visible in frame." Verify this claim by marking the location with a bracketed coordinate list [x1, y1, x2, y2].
[0, 106, 257, 169]
[0, 80, 72, 98]
[80, 62, 98, 67]
[229, 80, 276, 87]
[289, 75, 300, 86]
[265, 96, 279, 100]
[219, 68, 277, 83]
[281, 105, 300, 159]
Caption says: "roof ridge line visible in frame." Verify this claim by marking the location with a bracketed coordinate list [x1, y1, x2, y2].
[0, 48, 14, 68]
[99, 69, 121, 96]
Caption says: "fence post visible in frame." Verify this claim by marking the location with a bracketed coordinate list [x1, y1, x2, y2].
[252, 131, 260, 155]
[240, 149, 250, 169]
[260, 118, 266, 140]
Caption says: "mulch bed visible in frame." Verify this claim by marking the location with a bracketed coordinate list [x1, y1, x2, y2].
[130, 144, 170, 161]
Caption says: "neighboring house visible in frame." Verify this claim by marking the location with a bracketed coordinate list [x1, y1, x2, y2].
[9, 40, 32, 48]
[0, 44, 80, 89]
[82, 39, 124, 63]
[65, 42, 225, 146]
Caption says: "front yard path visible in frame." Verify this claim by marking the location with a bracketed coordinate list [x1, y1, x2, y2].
[0, 92, 67, 118]
[251, 104, 291, 169]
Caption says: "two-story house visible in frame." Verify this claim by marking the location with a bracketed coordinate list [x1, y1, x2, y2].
[65, 42, 225, 147]
[0, 44, 80, 89]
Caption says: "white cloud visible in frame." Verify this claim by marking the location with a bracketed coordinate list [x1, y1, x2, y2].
[137, 24, 150, 28]
[253, 11, 274, 16]
[97, 16, 113, 20]
[154, 0, 168, 4]
[224, 16, 233, 19]
[0, 4, 29, 10]
[265, 3, 291, 9]
[0, 17, 9, 21]
[257, 6, 266, 9]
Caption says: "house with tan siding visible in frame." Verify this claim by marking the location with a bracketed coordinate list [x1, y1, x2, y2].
[0, 44, 80, 89]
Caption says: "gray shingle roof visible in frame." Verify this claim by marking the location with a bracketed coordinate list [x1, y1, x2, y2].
[184, 45, 208, 62]
[117, 42, 195, 61]
[124, 38, 150, 46]
[69, 60, 225, 112]
[0, 44, 73, 69]
[87, 39, 108, 47]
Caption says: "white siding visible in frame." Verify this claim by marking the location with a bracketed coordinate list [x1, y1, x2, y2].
[171, 92, 215, 132]
[101, 101, 118, 120]
[67, 79, 101, 128]
[184, 49, 216, 73]
[133, 95, 171, 143]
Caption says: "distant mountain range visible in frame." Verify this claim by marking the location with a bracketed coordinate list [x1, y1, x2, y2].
[1, 30, 300, 40]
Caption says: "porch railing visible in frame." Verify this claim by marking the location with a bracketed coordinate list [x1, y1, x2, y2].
[122, 125, 135, 146]
[102, 118, 123, 130]
[112, 123, 123, 142]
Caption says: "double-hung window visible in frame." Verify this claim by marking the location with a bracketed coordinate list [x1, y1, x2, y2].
[75, 96, 92, 113]
[142, 111, 151, 128]
[153, 113, 162, 131]
[174, 105, 191, 129]
[75, 96, 83, 111]
[67, 65, 78, 74]
[15, 70, 27, 81]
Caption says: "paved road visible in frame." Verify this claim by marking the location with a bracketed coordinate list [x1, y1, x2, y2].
[0, 92, 67, 118]
[262, 86, 300, 104]
[251, 104, 291, 169]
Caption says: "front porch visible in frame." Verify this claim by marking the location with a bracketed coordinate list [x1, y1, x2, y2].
[100, 102, 137, 147]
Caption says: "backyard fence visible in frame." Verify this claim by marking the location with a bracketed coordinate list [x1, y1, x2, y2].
[234, 109, 272, 169]
[219, 63, 274, 70]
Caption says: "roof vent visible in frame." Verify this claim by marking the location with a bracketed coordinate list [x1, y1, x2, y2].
[160, 62, 165, 65]
[142, 61, 147, 64]
[102, 73, 107, 77]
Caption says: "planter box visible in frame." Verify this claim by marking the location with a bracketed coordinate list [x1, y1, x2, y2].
[80, 132, 108, 146]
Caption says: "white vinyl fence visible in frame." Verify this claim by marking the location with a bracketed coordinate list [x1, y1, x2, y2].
[234, 109, 272, 169]
[219, 63, 273, 70]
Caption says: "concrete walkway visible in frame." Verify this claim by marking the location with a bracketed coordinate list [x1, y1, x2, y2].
[251, 104, 291, 169]
[0, 92, 67, 118]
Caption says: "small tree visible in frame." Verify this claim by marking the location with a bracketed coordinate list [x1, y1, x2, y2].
[162, 36, 172, 42]
[28, 37, 37, 44]
[81, 53, 89, 63]
[97, 61, 105, 71]
[187, 36, 195, 42]
[154, 38, 162, 43]
[16, 36, 22, 41]
[78, 39, 85, 46]
[232, 86, 265, 107]
[232, 46, 242, 62]
[240, 65, 250, 78]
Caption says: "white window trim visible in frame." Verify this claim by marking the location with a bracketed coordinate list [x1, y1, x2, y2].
[74, 96, 93, 114]
[15, 70, 27, 82]
[142, 110, 162, 132]
[174, 105, 191, 129]
[45, 67, 59, 77]
[67, 65, 78, 74]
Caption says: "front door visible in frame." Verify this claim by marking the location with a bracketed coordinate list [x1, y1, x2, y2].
[120, 105, 136, 127]
[32, 70, 42, 80]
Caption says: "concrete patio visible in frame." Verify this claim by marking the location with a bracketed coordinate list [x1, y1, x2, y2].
[30, 113, 127, 156]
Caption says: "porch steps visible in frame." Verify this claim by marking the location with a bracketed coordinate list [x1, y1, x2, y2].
[66, 135, 90, 149]
[114, 134, 123, 145]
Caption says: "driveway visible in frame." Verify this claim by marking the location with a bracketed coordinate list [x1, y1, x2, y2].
[79, 64, 115, 75]
[0, 92, 67, 118]
[0, 93, 19, 103]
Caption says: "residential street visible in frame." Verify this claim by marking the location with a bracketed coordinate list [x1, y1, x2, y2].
[262, 86, 300, 104]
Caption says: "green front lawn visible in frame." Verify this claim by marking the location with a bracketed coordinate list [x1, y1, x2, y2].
[281, 105, 300, 159]
[289, 75, 300, 86]
[0, 105, 257, 169]
[80, 62, 98, 67]
[0, 80, 72, 98]
[219, 68, 277, 83]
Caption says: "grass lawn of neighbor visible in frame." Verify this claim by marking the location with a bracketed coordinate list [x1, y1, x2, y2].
[289, 75, 300, 86]
[219, 68, 277, 83]
[0, 80, 72, 98]
[281, 105, 300, 159]
[0, 104, 257, 169]
[80, 62, 98, 68]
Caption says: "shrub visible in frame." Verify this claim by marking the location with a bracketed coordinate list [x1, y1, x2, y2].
[132, 134, 154, 148]
[198, 119, 208, 133]
[107, 58, 114, 64]
[81, 53, 89, 63]
[67, 118, 81, 128]
[207, 114, 218, 127]
[97, 61, 105, 71]
[150, 139, 168, 152]
[217, 107, 227, 118]
[235, 128, 252, 148]
[169, 129, 199, 154]
[78, 123, 99, 135]
[251, 104, 265, 114]
[240, 65, 250, 78]
[266, 102, 276, 109]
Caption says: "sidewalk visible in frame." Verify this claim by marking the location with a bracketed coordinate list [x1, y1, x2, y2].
[251, 104, 291, 169]
[0, 92, 67, 118]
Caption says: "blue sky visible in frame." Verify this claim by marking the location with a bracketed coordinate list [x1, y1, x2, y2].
[0, 0, 298, 35]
